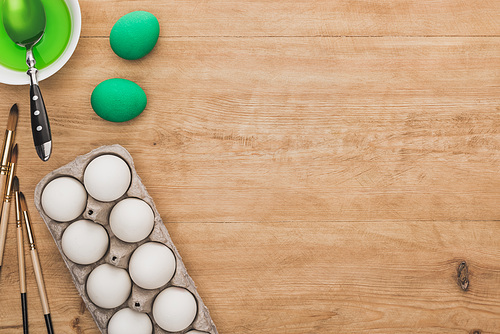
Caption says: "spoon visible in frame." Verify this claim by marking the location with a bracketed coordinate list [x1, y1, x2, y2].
[2, 0, 52, 161]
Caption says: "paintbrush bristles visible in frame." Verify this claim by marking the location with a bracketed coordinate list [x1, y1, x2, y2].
[12, 176, 19, 193]
[10, 144, 18, 164]
[19, 192, 27, 212]
[7, 104, 19, 132]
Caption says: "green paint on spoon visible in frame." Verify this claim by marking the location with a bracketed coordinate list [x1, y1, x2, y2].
[2, 0, 46, 46]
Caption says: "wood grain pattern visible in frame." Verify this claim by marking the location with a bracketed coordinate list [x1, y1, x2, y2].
[0, 0, 499, 333]
[1, 221, 500, 333]
[80, 0, 500, 37]
[3, 37, 499, 222]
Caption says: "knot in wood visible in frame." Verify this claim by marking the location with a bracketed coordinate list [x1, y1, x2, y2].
[457, 261, 469, 291]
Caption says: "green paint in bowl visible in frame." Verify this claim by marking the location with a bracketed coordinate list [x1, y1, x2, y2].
[0, 0, 71, 71]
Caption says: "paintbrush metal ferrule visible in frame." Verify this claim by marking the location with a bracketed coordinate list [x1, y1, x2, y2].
[4, 162, 16, 202]
[19, 193, 36, 249]
[24, 211, 36, 250]
[4, 145, 18, 202]
[1, 104, 19, 171]
[13, 176, 20, 224]
[15, 192, 22, 228]
[0, 135, 13, 175]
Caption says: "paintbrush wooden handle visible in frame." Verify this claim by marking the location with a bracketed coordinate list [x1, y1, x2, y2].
[0, 200, 11, 267]
[17, 225, 26, 292]
[17, 225, 28, 333]
[30, 248, 53, 333]
[30, 248, 50, 314]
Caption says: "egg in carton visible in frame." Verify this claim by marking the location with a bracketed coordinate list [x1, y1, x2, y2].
[34, 144, 218, 334]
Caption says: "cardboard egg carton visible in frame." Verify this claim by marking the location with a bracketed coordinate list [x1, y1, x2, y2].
[34, 144, 218, 334]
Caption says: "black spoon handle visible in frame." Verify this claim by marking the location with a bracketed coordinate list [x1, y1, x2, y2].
[30, 84, 51, 146]
[29, 83, 52, 160]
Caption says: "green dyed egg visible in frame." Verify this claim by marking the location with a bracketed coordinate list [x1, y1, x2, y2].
[91, 79, 147, 122]
[110, 11, 160, 60]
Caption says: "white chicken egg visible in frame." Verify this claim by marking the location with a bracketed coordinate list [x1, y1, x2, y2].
[107, 308, 152, 334]
[41, 177, 87, 222]
[61, 220, 109, 265]
[109, 198, 154, 243]
[153, 287, 197, 332]
[186, 331, 209, 334]
[84, 155, 131, 202]
[129, 242, 176, 289]
[86, 264, 131, 309]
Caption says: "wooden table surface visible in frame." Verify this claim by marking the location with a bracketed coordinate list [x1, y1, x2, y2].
[1, 1, 499, 333]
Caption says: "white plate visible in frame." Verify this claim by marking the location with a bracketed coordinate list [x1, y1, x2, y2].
[0, 0, 81, 85]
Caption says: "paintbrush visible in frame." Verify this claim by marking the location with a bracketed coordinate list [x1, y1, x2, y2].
[14, 176, 28, 333]
[0, 143, 17, 272]
[0, 104, 18, 273]
[20, 192, 54, 334]
[0, 104, 18, 197]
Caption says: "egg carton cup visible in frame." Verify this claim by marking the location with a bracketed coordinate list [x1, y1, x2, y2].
[34, 144, 218, 334]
